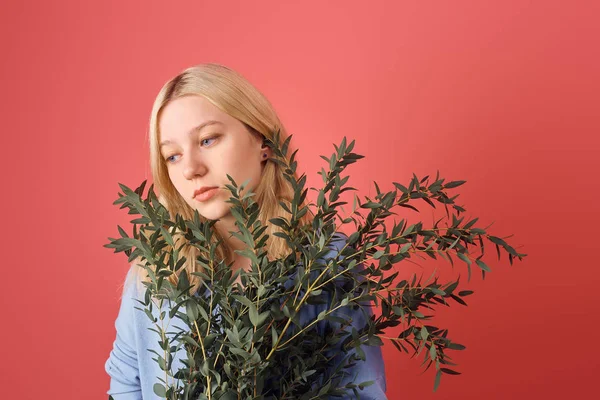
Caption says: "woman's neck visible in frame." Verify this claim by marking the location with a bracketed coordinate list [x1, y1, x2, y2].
[215, 215, 247, 253]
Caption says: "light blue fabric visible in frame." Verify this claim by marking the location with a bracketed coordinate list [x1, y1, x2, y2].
[105, 234, 387, 399]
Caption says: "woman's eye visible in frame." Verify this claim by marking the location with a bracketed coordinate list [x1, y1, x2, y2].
[164, 137, 217, 164]
[165, 154, 179, 163]
[201, 137, 217, 146]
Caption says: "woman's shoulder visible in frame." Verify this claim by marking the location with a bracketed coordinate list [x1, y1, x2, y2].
[122, 260, 148, 300]
[321, 231, 350, 259]
[324, 231, 356, 271]
[330, 231, 349, 247]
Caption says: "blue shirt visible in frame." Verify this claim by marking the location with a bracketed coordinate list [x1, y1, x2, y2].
[105, 233, 387, 399]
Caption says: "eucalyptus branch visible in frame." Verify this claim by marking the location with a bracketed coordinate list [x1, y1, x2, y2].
[105, 131, 527, 397]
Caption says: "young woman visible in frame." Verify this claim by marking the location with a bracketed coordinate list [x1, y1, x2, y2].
[104, 63, 387, 399]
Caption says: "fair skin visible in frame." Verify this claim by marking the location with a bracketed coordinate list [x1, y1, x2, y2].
[158, 94, 273, 280]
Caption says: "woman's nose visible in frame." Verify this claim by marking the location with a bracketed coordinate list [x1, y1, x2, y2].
[182, 151, 208, 180]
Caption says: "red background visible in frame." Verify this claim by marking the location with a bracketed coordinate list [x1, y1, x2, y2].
[1, 1, 598, 398]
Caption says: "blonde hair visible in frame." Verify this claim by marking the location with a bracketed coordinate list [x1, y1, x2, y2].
[125, 63, 313, 296]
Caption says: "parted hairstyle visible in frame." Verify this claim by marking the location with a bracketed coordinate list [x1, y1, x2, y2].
[124, 63, 314, 296]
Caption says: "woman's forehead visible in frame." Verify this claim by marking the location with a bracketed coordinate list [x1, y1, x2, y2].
[159, 96, 242, 141]
[161, 96, 228, 126]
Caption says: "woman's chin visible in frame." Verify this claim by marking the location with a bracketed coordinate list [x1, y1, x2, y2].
[192, 206, 231, 223]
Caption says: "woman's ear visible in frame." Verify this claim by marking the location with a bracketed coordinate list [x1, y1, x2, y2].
[260, 144, 273, 160]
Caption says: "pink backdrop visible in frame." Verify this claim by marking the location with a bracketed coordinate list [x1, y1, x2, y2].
[1, 1, 598, 398]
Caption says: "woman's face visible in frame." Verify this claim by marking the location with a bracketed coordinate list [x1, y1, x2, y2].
[158, 95, 271, 223]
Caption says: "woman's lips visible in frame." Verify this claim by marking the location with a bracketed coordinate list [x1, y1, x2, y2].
[194, 187, 219, 202]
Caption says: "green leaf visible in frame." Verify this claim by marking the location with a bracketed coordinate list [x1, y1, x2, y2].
[361, 201, 382, 209]
[475, 259, 491, 272]
[315, 310, 327, 323]
[271, 325, 279, 348]
[456, 252, 472, 266]
[445, 180, 466, 189]
[186, 301, 199, 322]
[317, 190, 325, 207]
[367, 335, 384, 346]
[441, 368, 461, 375]
[429, 344, 437, 360]
[447, 342, 466, 350]
[421, 326, 429, 341]
[232, 294, 255, 309]
[153, 383, 166, 397]
[393, 182, 408, 193]
[463, 217, 479, 229]
[229, 347, 249, 358]
[433, 369, 442, 392]
[180, 335, 200, 348]
[358, 380, 375, 390]
[399, 243, 412, 254]
[250, 310, 270, 327]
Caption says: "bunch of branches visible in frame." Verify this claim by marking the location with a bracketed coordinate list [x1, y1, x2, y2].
[105, 131, 526, 399]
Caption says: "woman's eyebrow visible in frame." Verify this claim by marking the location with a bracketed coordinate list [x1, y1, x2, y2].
[160, 120, 223, 147]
